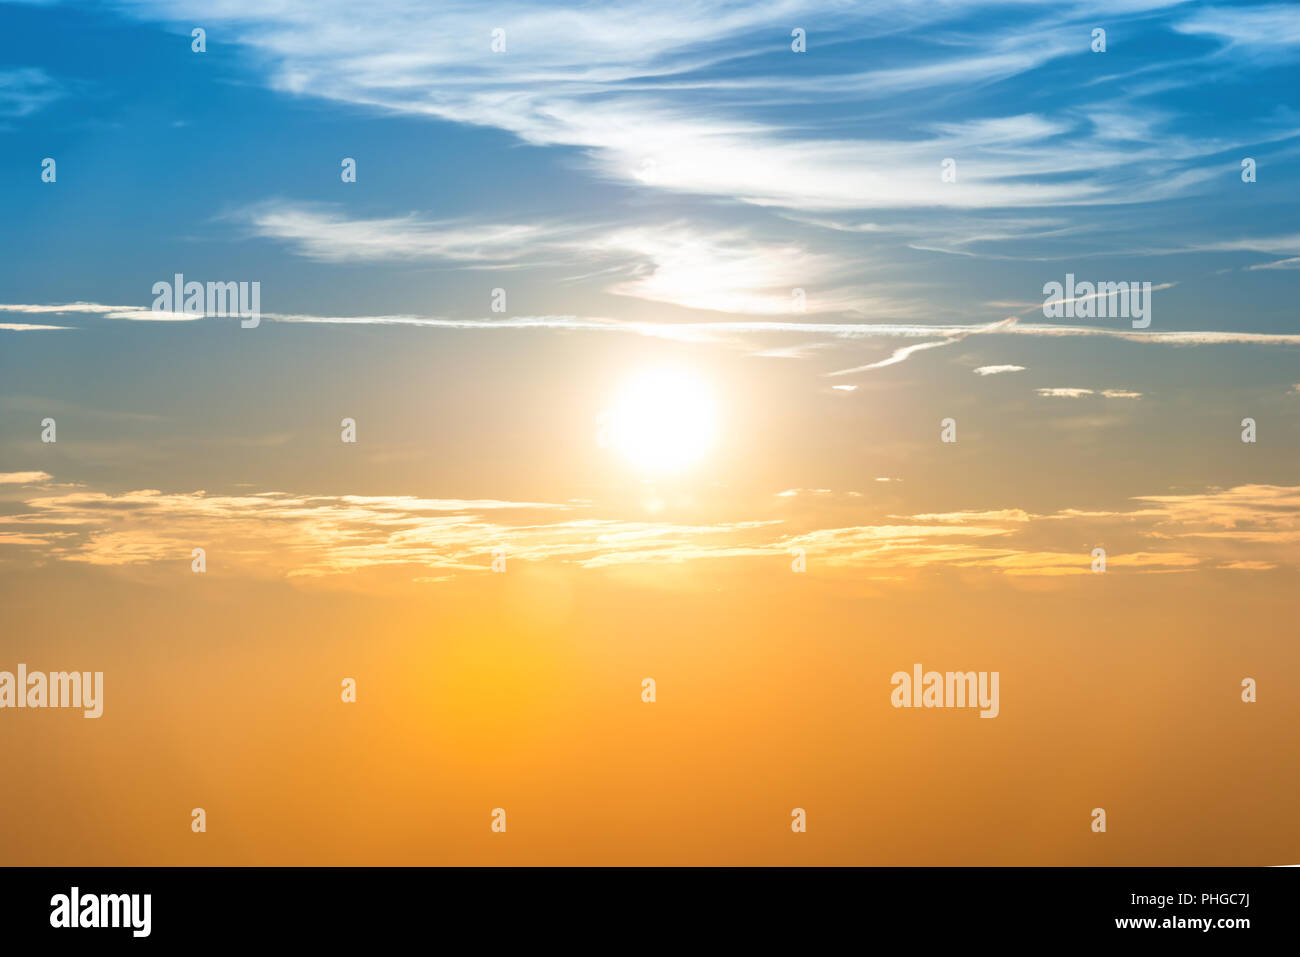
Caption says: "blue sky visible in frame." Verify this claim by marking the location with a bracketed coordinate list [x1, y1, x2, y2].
[1, 0, 1298, 522]
[2, 0, 1297, 334]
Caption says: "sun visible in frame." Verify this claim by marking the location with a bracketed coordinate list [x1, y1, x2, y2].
[604, 367, 718, 473]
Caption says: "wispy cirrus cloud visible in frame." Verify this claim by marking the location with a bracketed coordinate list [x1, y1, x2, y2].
[1247, 256, 1300, 271]
[108, 0, 1293, 213]
[241, 203, 913, 316]
[1037, 387, 1095, 398]
[1036, 387, 1142, 398]
[1173, 4, 1300, 53]
[244, 204, 576, 266]
[7, 302, 1300, 368]
[0, 67, 61, 118]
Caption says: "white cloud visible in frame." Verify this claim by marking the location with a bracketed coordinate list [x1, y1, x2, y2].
[106, 0, 1270, 211]
[0, 302, 138, 314]
[1247, 257, 1300, 271]
[1034, 387, 1141, 398]
[243, 204, 914, 316]
[8, 303, 1300, 361]
[1174, 5, 1300, 52]
[245, 205, 573, 265]
[0, 68, 60, 117]
[1037, 387, 1094, 398]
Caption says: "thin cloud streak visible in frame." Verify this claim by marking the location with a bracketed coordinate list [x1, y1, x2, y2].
[7, 303, 1300, 361]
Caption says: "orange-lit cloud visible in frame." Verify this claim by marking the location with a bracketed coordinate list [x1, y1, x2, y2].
[2, 475, 1295, 583]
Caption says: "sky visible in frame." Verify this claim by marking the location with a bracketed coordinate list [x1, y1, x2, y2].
[1, 0, 1299, 865]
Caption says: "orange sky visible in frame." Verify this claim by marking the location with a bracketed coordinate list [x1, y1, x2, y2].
[3, 332, 1300, 864]
[3, 0, 1299, 867]
[3, 544, 1297, 864]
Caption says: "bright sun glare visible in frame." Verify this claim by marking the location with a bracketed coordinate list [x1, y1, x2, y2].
[606, 368, 717, 473]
